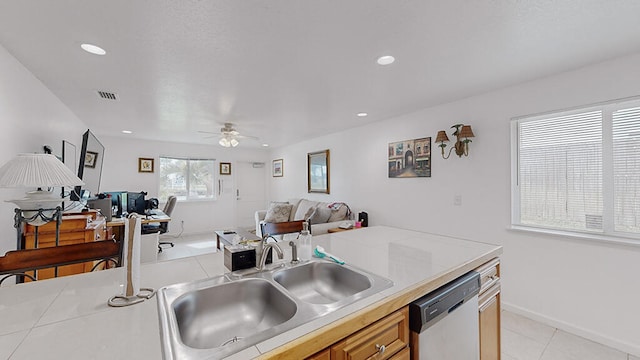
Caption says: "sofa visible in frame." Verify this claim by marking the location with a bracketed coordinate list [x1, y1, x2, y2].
[255, 198, 354, 238]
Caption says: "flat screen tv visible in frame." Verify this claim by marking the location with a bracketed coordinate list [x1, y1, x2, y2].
[72, 130, 105, 200]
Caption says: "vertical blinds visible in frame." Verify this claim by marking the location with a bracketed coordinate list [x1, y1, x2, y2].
[518, 111, 603, 231]
[612, 106, 640, 234]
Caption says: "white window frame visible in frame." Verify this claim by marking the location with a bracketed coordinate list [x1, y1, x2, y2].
[158, 156, 217, 202]
[511, 97, 640, 245]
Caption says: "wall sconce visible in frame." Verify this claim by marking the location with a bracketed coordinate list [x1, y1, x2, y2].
[435, 124, 475, 159]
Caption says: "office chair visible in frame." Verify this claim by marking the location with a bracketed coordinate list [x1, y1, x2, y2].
[142, 195, 177, 252]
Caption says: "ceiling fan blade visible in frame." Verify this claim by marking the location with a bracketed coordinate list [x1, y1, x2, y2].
[197, 130, 222, 135]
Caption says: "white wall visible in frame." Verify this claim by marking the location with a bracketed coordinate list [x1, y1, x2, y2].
[268, 53, 640, 355]
[99, 136, 269, 235]
[0, 44, 87, 255]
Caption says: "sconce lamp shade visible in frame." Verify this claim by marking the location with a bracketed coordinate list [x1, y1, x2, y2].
[0, 153, 84, 188]
[435, 131, 450, 143]
[459, 125, 475, 138]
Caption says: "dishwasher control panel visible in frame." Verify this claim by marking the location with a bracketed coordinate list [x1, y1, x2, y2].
[409, 271, 480, 333]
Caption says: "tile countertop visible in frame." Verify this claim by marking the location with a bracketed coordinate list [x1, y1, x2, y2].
[0, 226, 502, 360]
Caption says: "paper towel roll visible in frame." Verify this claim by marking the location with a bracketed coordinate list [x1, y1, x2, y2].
[123, 213, 142, 297]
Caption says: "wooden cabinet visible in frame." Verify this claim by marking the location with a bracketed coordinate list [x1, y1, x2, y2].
[23, 211, 107, 280]
[307, 307, 409, 360]
[307, 349, 330, 360]
[475, 258, 501, 360]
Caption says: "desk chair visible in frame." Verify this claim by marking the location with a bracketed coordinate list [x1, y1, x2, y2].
[0, 240, 121, 285]
[142, 195, 177, 252]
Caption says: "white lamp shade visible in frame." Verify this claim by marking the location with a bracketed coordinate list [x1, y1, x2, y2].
[0, 153, 84, 188]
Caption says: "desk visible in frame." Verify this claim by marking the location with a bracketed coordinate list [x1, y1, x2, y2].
[107, 211, 171, 241]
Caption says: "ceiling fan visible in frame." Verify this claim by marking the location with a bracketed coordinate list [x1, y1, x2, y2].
[198, 123, 258, 147]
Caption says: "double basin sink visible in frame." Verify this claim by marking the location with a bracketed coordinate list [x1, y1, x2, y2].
[157, 258, 393, 359]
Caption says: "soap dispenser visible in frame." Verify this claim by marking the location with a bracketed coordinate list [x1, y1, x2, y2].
[298, 221, 312, 261]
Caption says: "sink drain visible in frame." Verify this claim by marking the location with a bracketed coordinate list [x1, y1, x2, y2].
[221, 336, 243, 347]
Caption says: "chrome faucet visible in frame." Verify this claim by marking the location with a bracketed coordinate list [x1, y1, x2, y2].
[257, 235, 284, 271]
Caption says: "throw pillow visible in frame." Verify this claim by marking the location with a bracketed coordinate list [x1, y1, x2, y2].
[327, 203, 349, 222]
[264, 203, 293, 223]
[308, 206, 332, 224]
[303, 206, 315, 220]
[294, 199, 318, 220]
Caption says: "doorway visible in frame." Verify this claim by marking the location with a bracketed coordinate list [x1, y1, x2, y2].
[234, 162, 266, 230]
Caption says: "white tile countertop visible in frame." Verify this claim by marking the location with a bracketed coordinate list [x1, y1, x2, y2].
[0, 226, 502, 359]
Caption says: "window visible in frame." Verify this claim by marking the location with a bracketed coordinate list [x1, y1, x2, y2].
[512, 98, 640, 239]
[159, 157, 216, 201]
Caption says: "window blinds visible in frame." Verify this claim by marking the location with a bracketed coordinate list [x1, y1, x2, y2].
[612, 106, 640, 234]
[518, 110, 603, 232]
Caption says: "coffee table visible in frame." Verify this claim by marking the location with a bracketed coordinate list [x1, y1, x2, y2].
[215, 229, 261, 249]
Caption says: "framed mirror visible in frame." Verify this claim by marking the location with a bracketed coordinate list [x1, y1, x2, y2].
[307, 149, 330, 194]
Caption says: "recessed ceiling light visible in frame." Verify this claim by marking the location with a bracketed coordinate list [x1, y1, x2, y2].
[262, 144, 269, 147]
[357, 112, 368, 117]
[122, 130, 132, 134]
[376, 55, 395, 65]
[81, 43, 106, 55]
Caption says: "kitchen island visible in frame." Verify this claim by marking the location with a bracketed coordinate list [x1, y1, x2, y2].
[0, 226, 501, 359]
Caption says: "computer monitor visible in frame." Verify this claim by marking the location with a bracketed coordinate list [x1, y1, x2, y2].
[102, 191, 128, 217]
[127, 192, 146, 215]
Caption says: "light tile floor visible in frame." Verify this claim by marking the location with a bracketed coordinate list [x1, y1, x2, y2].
[502, 310, 638, 360]
[156, 232, 222, 262]
[155, 234, 640, 360]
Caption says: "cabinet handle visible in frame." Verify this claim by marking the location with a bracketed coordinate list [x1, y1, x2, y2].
[375, 344, 386, 354]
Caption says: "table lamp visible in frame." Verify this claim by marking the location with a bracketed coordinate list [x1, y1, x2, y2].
[0, 153, 84, 225]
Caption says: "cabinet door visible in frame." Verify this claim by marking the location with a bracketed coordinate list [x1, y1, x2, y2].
[306, 348, 330, 360]
[479, 283, 501, 360]
[331, 307, 409, 360]
[390, 346, 410, 360]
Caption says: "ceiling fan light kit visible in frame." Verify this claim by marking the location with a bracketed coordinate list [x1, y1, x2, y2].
[200, 122, 258, 148]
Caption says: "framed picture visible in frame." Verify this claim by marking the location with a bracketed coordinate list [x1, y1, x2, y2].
[273, 159, 283, 177]
[85, 151, 98, 168]
[388, 137, 431, 178]
[308, 149, 330, 194]
[220, 162, 231, 175]
[138, 157, 154, 173]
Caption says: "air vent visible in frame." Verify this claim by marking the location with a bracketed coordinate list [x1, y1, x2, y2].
[96, 91, 118, 100]
[585, 215, 603, 230]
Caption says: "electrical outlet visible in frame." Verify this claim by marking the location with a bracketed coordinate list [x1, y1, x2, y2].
[454, 195, 462, 206]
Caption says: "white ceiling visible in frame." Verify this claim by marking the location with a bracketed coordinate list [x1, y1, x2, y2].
[2, 1, 640, 148]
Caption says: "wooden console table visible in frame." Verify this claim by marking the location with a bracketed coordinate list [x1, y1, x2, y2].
[23, 210, 108, 280]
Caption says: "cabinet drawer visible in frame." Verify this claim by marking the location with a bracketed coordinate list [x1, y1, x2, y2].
[331, 307, 409, 360]
[476, 258, 500, 293]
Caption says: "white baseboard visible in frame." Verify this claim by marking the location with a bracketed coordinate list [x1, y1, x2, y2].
[502, 301, 640, 357]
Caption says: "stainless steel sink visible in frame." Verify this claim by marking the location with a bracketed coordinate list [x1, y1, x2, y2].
[172, 278, 297, 349]
[273, 261, 372, 304]
[157, 259, 393, 359]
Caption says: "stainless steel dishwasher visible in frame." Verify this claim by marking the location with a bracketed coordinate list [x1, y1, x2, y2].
[409, 271, 481, 359]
